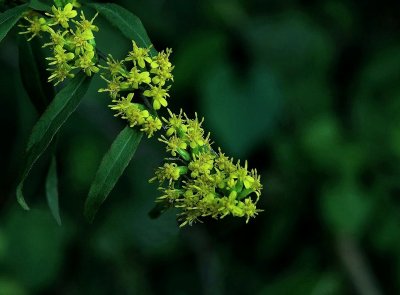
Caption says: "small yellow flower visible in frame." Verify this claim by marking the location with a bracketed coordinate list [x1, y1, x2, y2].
[73, 11, 99, 32]
[125, 67, 151, 89]
[75, 50, 99, 76]
[156, 188, 182, 203]
[159, 135, 187, 157]
[211, 169, 227, 189]
[99, 76, 123, 99]
[102, 54, 125, 77]
[150, 48, 174, 85]
[109, 93, 151, 128]
[143, 85, 170, 110]
[215, 148, 236, 173]
[46, 45, 75, 65]
[151, 163, 181, 185]
[109, 92, 135, 114]
[125, 41, 152, 68]
[184, 113, 206, 148]
[249, 169, 263, 198]
[70, 28, 94, 55]
[47, 62, 74, 85]
[46, 3, 78, 28]
[188, 152, 215, 178]
[19, 15, 47, 41]
[43, 27, 68, 48]
[125, 107, 149, 127]
[141, 116, 162, 138]
[218, 191, 243, 218]
[239, 198, 262, 223]
[162, 109, 187, 137]
[231, 160, 254, 189]
[178, 209, 202, 228]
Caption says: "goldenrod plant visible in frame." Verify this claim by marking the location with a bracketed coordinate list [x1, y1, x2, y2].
[2, 0, 262, 227]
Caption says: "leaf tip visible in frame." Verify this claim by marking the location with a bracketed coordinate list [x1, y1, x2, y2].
[83, 202, 96, 223]
[16, 186, 30, 211]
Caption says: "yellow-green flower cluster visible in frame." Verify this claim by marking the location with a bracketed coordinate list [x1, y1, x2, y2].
[150, 110, 263, 227]
[18, 1, 263, 227]
[108, 92, 162, 138]
[100, 41, 174, 137]
[19, 1, 99, 85]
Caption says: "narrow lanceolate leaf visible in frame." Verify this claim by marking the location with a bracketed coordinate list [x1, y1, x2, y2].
[18, 36, 55, 113]
[0, 3, 29, 43]
[17, 73, 91, 209]
[84, 126, 143, 222]
[87, 3, 157, 56]
[46, 155, 61, 225]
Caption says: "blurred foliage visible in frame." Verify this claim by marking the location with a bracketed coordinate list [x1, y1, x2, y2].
[1, 0, 400, 294]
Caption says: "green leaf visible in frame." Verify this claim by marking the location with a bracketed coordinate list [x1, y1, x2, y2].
[46, 155, 61, 225]
[18, 36, 55, 113]
[84, 126, 143, 222]
[2, 207, 69, 289]
[201, 62, 283, 157]
[87, 2, 157, 56]
[0, 3, 29, 43]
[17, 73, 91, 209]
[321, 182, 372, 236]
[29, 0, 51, 12]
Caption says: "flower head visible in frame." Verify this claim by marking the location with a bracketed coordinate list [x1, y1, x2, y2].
[101, 44, 173, 138]
[47, 62, 75, 85]
[150, 163, 181, 185]
[101, 55, 125, 77]
[150, 48, 174, 85]
[162, 109, 187, 137]
[125, 67, 151, 89]
[73, 11, 99, 32]
[46, 3, 78, 28]
[20, 3, 99, 85]
[18, 15, 47, 40]
[150, 110, 263, 226]
[69, 27, 94, 55]
[143, 85, 170, 110]
[46, 45, 75, 65]
[43, 27, 69, 48]
[99, 76, 123, 99]
[125, 41, 152, 68]
[141, 116, 163, 138]
[109, 93, 151, 129]
[159, 135, 188, 157]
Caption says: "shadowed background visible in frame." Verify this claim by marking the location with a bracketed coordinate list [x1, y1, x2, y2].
[1, 0, 400, 294]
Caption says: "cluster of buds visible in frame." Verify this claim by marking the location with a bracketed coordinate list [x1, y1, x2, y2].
[100, 41, 174, 137]
[150, 110, 263, 227]
[19, 1, 99, 85]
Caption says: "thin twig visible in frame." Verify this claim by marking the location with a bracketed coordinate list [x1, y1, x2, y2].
[337, 234, 383, 295]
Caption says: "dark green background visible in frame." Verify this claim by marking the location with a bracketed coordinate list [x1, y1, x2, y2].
[1, 0, 400, 294]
